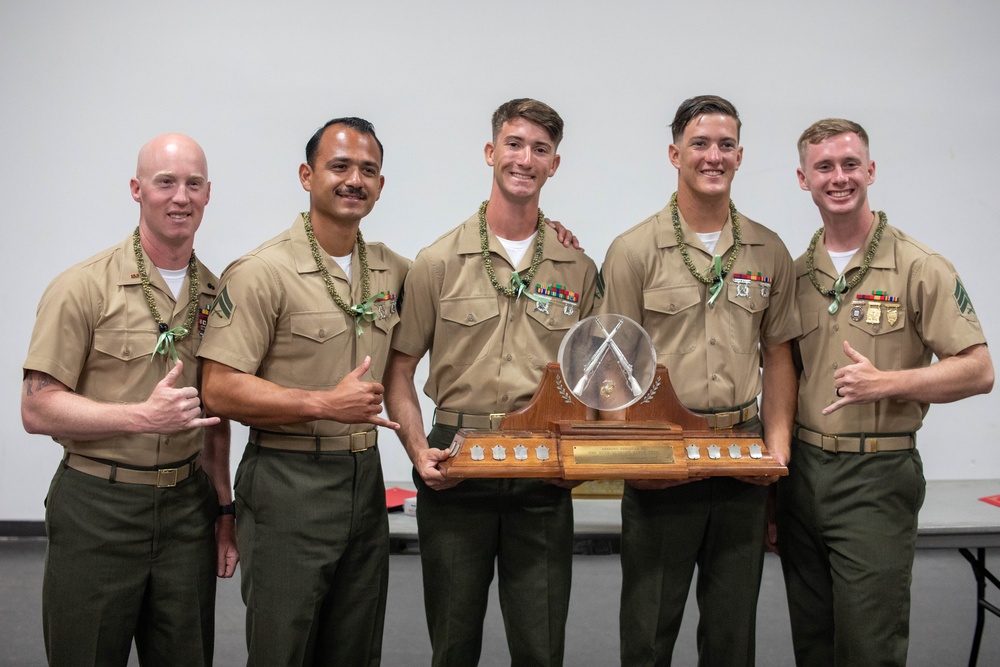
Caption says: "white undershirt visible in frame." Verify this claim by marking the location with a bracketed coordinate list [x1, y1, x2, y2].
[496, 232, 537, 269]
[332, 254, 353, 283]
[828, 248, 860, 277]
[156, 267, 187, 300]
[695, 231, 722, 255]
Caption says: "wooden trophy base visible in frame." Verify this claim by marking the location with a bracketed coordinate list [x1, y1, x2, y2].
[441, 364, 787, 481]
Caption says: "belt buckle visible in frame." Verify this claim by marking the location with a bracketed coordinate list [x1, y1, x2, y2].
[489, 413, 505, 432]
[351, 432, 368, 453]
[820, 434, 839, 452]
[156, 468, 178, 488]
[710, 411, 736, 430]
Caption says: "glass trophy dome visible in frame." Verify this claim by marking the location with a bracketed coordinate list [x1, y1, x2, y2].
[557, 314, 657, 410]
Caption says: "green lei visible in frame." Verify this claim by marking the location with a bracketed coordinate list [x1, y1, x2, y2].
[302, 212, 383, 335]
[478, 200, 549, 305]
[669, 192, 741, 305]
[132, 227, 199, 363]
[805, 211, 887, 314]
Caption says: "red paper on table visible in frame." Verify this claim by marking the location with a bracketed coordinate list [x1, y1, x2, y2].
[386, 487, 416, 511]
[978, 494, 1000, 508]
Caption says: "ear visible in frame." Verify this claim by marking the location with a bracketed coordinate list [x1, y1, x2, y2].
[484, 142, 495, 166]
[797, 167, 809, 191]
[734, 146, 743, 171]
[130, 177, 141, 203]
[867, 159, 876, 185]
[668, 144, 681, 170]
[299, 162, 313, 191]
[373, 174, 385, 202]
[204, 181, 211, 205]
[548, 153, 561, 177]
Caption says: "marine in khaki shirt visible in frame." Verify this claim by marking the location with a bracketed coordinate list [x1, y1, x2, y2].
[600, 96, 800, 667]
[391, 213, 597, 415]
[600, 204, 799, 412]
[199, 118, 406, 666]
[26, 234, 220, 465]
[777, 118, 993, 667]
[21, 134, 236, 666]
[385, 98, 598, 667]
[197, 212, 406, 438]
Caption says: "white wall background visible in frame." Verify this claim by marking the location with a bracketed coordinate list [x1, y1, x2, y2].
[2, 0, 998, 520]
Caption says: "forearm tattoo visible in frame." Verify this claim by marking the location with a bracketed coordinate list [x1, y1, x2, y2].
[24, 370, 55, 396]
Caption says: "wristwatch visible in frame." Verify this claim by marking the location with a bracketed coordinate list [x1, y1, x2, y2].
[218, 503, 236, 517]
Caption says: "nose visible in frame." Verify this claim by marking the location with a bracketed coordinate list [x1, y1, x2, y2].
[832, 165, 849, 183]
[171, 185, 191, 204]
[705, 144, 722, 162]
[345, 166, 363, 186]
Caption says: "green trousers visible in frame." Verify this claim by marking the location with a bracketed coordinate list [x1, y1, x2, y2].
[235, 443, 389, 667]
[415, 424, 574, 667]
[43, 462, 217, 667]
[776, 438, 925, 667]
[619, 416, 768, 667]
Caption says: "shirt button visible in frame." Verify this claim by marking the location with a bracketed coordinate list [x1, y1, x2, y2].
[711, 374, 718, 381]
[506, 354, 512, 361]
[467, 314, 476, 322]
[832, 324, 839, 332]
[668, 304, 676, 312]
[748, 300, 755, 309]
[710, 338, 716, 346]
[318, 329, 326, 338]
[832, 363, 838, 370]
[708, 302, 715, 309]
[501, 394, 509, 402]
[123, 348, 131, 357]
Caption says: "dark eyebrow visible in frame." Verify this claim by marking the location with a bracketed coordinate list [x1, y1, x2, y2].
[325, 157, 380, 170]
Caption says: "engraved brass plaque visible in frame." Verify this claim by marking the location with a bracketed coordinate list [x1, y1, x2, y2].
[573, 444, 675, 464]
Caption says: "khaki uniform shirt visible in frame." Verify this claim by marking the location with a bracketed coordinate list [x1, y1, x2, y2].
[197, 214, 409, 437]
[391, 213, 599, 414]
[24, 234, 220, 466]
[599, 204, 801, 411]
[795, 221, 987, 435]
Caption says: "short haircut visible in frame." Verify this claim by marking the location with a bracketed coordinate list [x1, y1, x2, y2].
[491, 98, 564, 148]
[305, 117, 384, 167]
[670, 95, 741, 143]
[797, 118, 870, 163]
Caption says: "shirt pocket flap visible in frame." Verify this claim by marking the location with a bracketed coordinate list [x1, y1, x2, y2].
[290, 311, 348, 343]
[847, 307, 907, 336]
[93, 329, 157, 362]
[643, 284, 701, 316]
[440, 296, 500, 327]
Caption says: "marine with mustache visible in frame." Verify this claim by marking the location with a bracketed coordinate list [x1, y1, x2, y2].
[198, 117, 408, 666]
